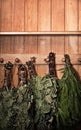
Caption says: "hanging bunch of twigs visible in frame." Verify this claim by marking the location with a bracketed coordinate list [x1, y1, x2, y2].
[0, 53, 81, 130]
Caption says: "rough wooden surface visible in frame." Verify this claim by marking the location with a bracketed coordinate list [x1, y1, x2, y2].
[0, 35, 81, 86]
[65, 0, 78, 31]
[0, 0, 81, 32]
[79, 0, 81, 31]
[25, 0, 37, 31]
[52, 0, 64, 31]
[38, 0, 51, 31]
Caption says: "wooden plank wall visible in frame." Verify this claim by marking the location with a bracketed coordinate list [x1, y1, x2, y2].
[0, 0, 81, 32]
[0, 35, 81, 88]
[0, 0, 81, 87]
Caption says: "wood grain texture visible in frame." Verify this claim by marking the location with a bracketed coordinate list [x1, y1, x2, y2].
[11, 0, 15, 31]
[13, 36, 24, 54]
[1, 0, 12, 31]
[51, 36, 65, 54]
[0, 0, 2, 32]
[38, 0, 51, 31]
[37, 36, 51, 76]
[25, 0, 37, 31]
[24, 36, 38, 54]
[52, 0, 64, 31]
[0, 36, 15, 54]
[0, 36, 1, 53]
[79, 36, 81, 54]
[12, 65, 18, 87]
[0, 36, 11, 54]
[65, 0, 78, 31]
[79, 0, 81, 31]
[14, 0, 24, 31]
[38, 36, 51, 54]
[37, 65, 48, 76]
[0, 0, 80, 32]
[65, 36, 79, 54]
[10, 36, 15, 54]
[0, 53, 81, 65]
[51, 36, 65, 78]
[0, 66, 4, 88]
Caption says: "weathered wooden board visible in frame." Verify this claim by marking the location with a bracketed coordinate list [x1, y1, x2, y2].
[51, 36, 65, 54]
[0, 54, 81, 65]
[1, 0, 12, 31]
[37, 36, 51, 76]
[13, 36, 24, 54]
[65, 0, 78, 31]
[79, 0, 81, 31]
[52, 0, 64, 31]
[0, 0, 2, 32]
[38, 0, 51, 31]
[65, 36, 79, 54]
[0, 36, 11, 53]
[25, 0, 37, 31]
[11, 0, 15, 31]
[24, 36, 38, 54]
[14, 0, 24, 31]
[0, 0, 80, 32]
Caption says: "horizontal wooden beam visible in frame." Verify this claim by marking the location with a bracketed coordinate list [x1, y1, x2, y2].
[0, 54, 81, 65]
[0, 31, 81, 35]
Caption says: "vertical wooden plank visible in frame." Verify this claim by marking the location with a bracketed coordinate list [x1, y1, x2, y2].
[65, 0, 78, 31]
[79, 0, 81, 31]
[78, 36, 81, 79]
[14, 0, 24, 31]
[51, 36, 65, 78]
[0, 0, 2, 32]
[25, 0, 37, 31]
[65, 36, 79, 78]
[52, 0, 64, 31]
[0, 36, 2, 54]
[65, 36, 78, 54]
[24, 0, 28, 31]
[0, 36, 11, 54]
[37, 36, 51, 76]
[51, 36, 65, 54]
[12, 65, 18, 88]
[37, 64, 48, 77]
[0, 36, 15, 54]
[38, 36, 51, 55]
[0, 36, 1, 53]
[13, 36, 24, 54]
[12, 0, 15, 31]
[1, 0, 12, 31]
[24, 36, 38, 54]
[10, 36, 15, 54]
[38, 0, 51, 31]
[79, 36, 81, 54]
